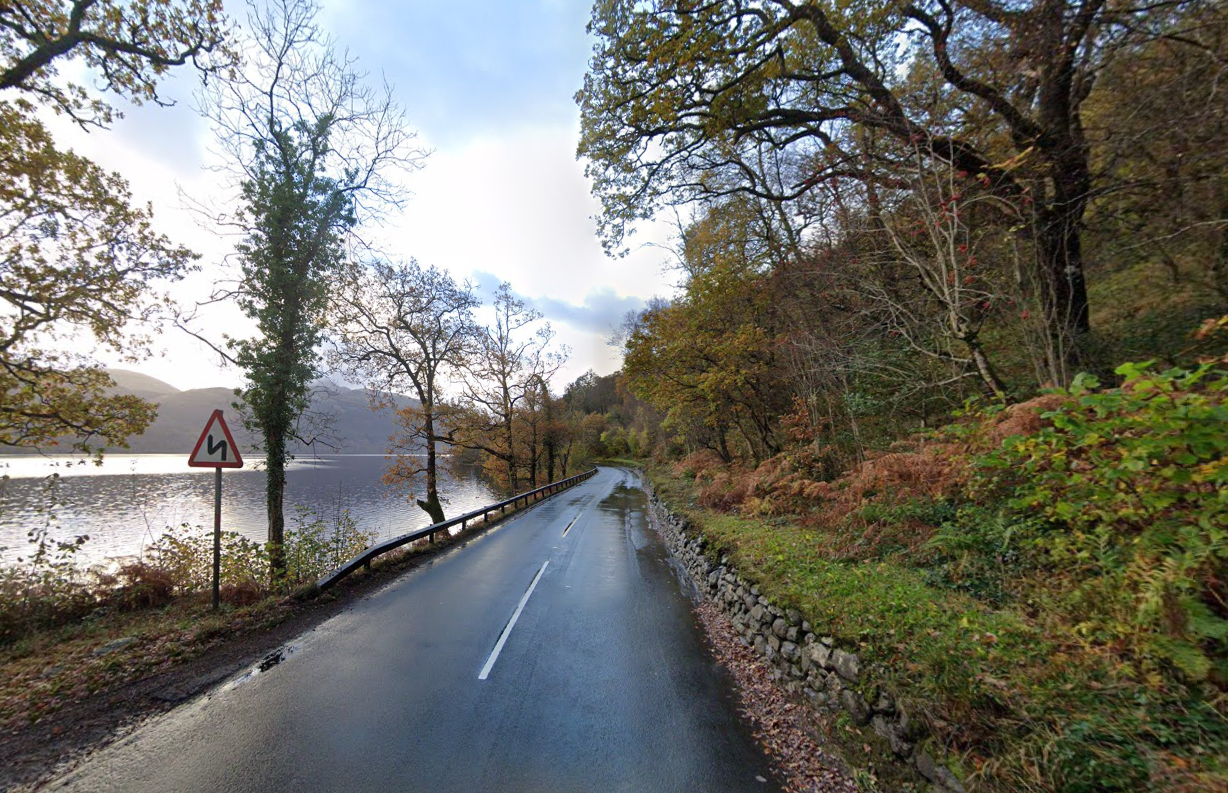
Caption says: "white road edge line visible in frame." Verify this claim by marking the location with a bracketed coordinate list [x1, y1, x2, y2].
[478, 560, 550, 681]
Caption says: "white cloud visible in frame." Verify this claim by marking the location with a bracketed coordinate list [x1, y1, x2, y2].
[34, 89, 252, 392]
[375, 124, 674, 306]
[466, 273, 646, 387]
[368, 124, 675, 388]
[471, 271, 641, 338]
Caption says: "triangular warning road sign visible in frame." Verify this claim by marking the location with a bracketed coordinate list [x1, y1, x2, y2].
[188, 409, 245, 468]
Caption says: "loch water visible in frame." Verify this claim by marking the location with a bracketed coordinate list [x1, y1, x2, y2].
[0, 454, 498, 566]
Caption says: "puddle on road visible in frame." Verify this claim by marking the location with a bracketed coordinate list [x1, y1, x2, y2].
[258, 645, 298, 672]
[598, 484, 646, 514]
[598, 483, 654, 553]
[220, 642, 303, 693]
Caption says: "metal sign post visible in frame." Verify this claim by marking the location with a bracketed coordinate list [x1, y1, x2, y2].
[213, 467, 222, 609]
[188, 409, 244, 611]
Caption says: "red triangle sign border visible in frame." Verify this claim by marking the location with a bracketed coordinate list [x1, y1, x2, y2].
[188, 409, 245, 468]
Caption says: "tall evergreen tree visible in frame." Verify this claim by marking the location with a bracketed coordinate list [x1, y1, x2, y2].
[230, 121, 352, 576]
[196, 0, 422, 578]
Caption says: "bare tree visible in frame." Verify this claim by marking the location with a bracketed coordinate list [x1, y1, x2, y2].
[450, 283, 566, 493]
[332, 259, 478, 524]
[872, 149, 1013, 401]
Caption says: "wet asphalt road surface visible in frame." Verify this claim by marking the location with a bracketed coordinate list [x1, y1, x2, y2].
[47, 467, 781, 792]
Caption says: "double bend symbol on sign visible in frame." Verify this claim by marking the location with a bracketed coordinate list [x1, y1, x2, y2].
[188, 409, 245, 468]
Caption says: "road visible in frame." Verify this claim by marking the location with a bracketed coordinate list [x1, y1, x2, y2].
[47, 467, 781, 792]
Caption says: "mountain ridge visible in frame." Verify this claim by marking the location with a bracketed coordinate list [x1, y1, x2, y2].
[6, 370, 418, 456]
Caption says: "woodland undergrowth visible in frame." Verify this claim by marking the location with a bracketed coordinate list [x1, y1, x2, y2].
[657, 360, 1228, 792]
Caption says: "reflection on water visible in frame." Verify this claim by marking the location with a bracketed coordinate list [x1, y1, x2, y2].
[0, 454, 497, 565]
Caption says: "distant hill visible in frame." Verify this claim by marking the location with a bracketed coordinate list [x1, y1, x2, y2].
[119, 385, 257, 455]
[10, 370, 420, 456]
[107, 369, 181, 401]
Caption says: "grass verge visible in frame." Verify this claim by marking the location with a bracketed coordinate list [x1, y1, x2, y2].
[647, 464, 1228, 793]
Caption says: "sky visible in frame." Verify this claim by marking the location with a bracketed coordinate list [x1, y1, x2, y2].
[51, 0, 676, 393]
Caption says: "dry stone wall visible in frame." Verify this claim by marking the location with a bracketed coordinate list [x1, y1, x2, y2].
[646, 488, 967, 793]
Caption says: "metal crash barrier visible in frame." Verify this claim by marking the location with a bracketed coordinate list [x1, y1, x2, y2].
[313, 468, 598, 593]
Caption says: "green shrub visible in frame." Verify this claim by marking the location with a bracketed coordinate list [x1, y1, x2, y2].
[0, 522, 97, 642]
[923, 505, 1044, 605]
[144, 524, 269, 594]
[600, 426, 631, 457]
[1031, 688, 1228, 793]
[0, 504, 380, 644]
[280, 506, 378, 585]
[980, 361, 1228, 679]
[0, 474, 98, 642]
[146, 508, 377, 592]
[857, 497, 957, 529]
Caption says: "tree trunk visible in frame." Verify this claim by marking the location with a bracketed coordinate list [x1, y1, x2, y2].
[1032, 73, 1093, 385]
[265, 422, 287, 581]
[968, 337, 1008, 402]
[504, 415, 517, 493]
[262, 246, 311, 584]
[715, 425, 731, 463]
[1213, 183, 1228, 302]
[528, 420, 538, 489]
[416, 494, 446, 525]
[544, 394, 556, 482]
[418, 405, 446, 524]
[734, 418, 761, 466]
[1035, 198, 1091, 383]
